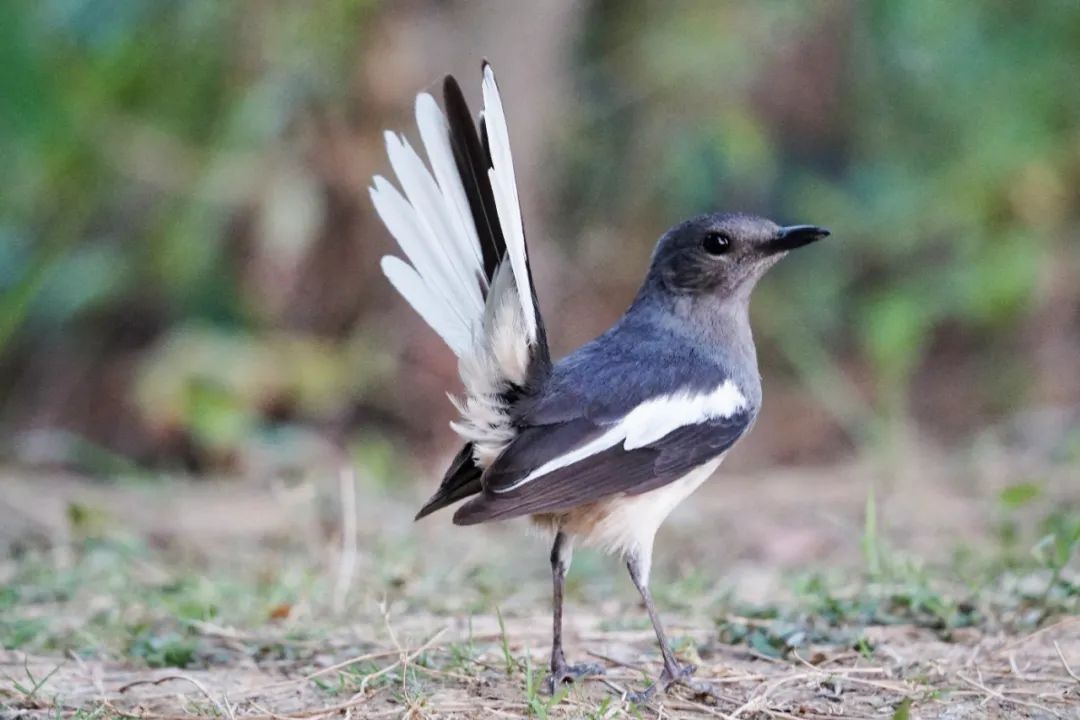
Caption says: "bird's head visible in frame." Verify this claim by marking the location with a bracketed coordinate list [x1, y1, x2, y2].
[647, 213, 830, 300]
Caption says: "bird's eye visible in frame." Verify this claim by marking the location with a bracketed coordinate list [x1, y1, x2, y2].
[702, 231, 732, 255]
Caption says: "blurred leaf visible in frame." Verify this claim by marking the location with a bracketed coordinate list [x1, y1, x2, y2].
[186, 378, 255, 452]
[858, 291, 930, 389]
[0, 242, 60, 355]
[268, 603, 293, 621]
[958, 237, 1039, 327]
[129, 630, 197, 669]
[67, 501, 110, 537]
[998, 482, 1042, 510]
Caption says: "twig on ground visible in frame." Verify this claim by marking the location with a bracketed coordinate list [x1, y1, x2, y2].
[1001, 616, 1079, 652]
[333, 465, 359, 615]
[667, 698, 737, 719]
[1054, 641, 1079, 685]
[356, 625, 448, 695]
[586, 650, 644, 672]
[118, 674, 235, 720]
[956, 671, 1064, 719]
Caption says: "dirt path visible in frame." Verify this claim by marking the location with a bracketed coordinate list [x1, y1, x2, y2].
[1, 447, 1077, 718]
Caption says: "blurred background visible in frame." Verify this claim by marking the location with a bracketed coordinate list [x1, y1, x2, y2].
[2, 0, 1079, 484]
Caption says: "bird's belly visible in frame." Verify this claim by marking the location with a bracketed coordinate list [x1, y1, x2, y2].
[534, 456, 724, 558]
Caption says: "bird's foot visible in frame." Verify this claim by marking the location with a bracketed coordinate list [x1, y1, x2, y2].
[627, 661, 718, 705]
[545, 661, 605, 694]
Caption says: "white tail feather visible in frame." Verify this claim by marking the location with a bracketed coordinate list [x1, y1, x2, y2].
[383, 131, 483, 319]
[370, 176, 473, 330]
[380, 256, 471, 355]
[415, 94, 486, 276]
[374, 65, 540, 468]
[481, 64, 537, 344]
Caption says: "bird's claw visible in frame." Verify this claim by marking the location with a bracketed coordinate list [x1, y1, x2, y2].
[661, 661, 698, 687]
[545, 661, 605, 694]
[628, 661, 717, 705]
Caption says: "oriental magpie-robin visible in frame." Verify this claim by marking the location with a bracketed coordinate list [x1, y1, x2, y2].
[371, 62, 829, 701]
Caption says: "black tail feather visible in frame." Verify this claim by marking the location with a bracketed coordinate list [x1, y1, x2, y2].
[443, 75, 504, 283]
[414, 443, 483, 520]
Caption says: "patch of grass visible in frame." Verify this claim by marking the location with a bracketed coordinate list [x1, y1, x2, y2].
[523, 656, 569, 718]
[711, 497, 1076, 659]
[0, 617, 47, 649]
[1032, 509, 1080, 603]
[50, 706, 117, 720]
[1, 536, 338, 667]
[495, 606, 517, 676]
[445, 617, 479, 675]
[128, 629, 198, 669]
[2, 658, 63, 703]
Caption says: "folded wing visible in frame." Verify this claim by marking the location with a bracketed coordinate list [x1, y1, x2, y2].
[452, 379, 753, 524]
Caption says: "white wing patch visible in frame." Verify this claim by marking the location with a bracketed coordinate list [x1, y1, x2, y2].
[622, 380, 746, 449]
[495, 380, 747, 493]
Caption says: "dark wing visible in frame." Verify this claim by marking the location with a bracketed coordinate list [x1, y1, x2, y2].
[451, 311, 756, 524]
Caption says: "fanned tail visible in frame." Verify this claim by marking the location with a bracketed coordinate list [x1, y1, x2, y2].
[371, 62, 550, 517]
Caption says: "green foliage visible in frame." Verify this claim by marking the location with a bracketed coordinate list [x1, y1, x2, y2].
[1032, 511, 1080, 604]
[3, 1, 1080, 464]
[0, 1, 379, 463]
[717, 571, 983, 660]
[998, 482, 1043, 510]
[992, 478, 1079, 617]
[129, 630, 197, 669]
[495, 606, 516, 676]
[1, 659, 62, 702]
[708, 489, 1078, 662]
[565, 1, 1080, 436]
[523, 656, 570, 718]
[0, 617, 47, 650]
[2, 531, 328, 663]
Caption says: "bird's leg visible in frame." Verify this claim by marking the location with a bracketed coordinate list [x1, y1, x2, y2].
[546, 531, 603, 693]
[625, 552, 715, 704]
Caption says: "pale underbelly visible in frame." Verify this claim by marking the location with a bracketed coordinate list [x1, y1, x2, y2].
[531, 456, 724, 558]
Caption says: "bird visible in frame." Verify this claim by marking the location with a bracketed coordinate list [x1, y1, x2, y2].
[370, 61, 830, 702]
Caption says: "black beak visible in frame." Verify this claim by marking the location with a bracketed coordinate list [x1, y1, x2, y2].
[768, 225, 831, 254]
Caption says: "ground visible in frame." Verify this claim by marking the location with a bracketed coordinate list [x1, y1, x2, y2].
[1, 442, 1078, 719]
